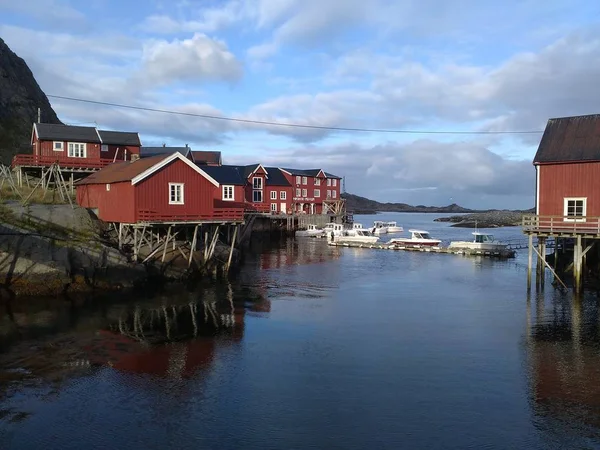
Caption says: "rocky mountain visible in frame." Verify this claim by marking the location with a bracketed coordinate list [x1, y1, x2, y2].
[0, 37, 61, 165]
[342, 193, 476, 214]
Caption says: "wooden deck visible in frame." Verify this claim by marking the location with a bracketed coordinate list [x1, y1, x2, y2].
[327, 241, 516, 258]
[12, 154, 115, 170]
[522, 215, 600, 237]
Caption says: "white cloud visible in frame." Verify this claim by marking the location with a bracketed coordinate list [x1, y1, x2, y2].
[0, 0, 86, 25]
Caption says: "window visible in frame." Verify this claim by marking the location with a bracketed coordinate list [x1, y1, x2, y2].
[280, 191, 287, 200]
[332, 190, 337, 198]
[68, 142, 86, 158]
[327, 178, 332, 186]
[169, 183, 184, 205]
[222, 185, 234, 201]
[106, 184, 111, 191]
[101, 144, 108, 152]
[302, 189, 307, 197]
[327, 190, 332, 198]
[564, 198, 586, 222]
[253, 190, 263, 202]
[314, 189, 320, 197]
[295, 176, 301, 185]
[332, 179, 337, 187]
[302, 176, 307, 185]
[271, 203, 277, 212]
[315, 178, 321, 186]
[53, 141, 63, 151]
[270, 191, 277, 200]
[253, 177, 263, 189]
[296, 188, 301, 197]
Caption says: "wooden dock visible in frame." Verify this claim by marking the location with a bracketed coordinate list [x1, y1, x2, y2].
[327, 241, 516, 259]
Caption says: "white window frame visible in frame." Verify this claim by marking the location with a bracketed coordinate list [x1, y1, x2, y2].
[106, 184, 111, 192]
[169, 183, 184, 205]
[253, 177, 263, 190]
[253, 190, 263, 202]
[270, 191, 277, 200]
[327, 178, 332, 186]
[302, 189, 307, 197]
[327, 190, 332, 198]
[332, 179, 337, 187]
[302, 176, 307, 185]
[296, 188, 301, 197]
[68, 142, 86, 158]
[271, 203, 277, 212]
[315, 178, 321, 186]
[101, 144, 109, 152]
[563, 197, 586, 222]
[332, 190, 337, 198]
[280, 191, 287, 200]
[296, 176, 301, 185]
[222, 185, 235, 201]
[314, 189, 320, 197]
[53, 141, 63, 151]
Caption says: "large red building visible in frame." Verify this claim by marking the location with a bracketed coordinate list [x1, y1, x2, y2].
[76, 152, 243, 223]
[534, 114, 600, 221]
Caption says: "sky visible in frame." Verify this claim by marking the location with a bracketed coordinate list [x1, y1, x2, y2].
[1, 0, 600, 209]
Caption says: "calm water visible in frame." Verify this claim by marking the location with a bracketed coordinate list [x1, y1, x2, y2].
[1, 212, 600, 449]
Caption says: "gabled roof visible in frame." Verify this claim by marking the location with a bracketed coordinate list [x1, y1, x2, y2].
[98, 130, 142, 146]
[200, 165, 246, 185]
[34, 123, 101, 143]
[264, 167, 292, 186]
[140, 146, 191, 158]
[75, 152, 219, 187]
[280, 167, 342, 179]
[534, 114, 600, 164]
[190, 150, 222, 165]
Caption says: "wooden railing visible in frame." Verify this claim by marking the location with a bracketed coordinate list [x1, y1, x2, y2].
[245, 202, 270, 213]
[12, 154, 115, 169]
[138, 208, 245, 222]
[522, 215, 600, 234]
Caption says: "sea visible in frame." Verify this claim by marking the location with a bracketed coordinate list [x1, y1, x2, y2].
[1, 212, 599, 450]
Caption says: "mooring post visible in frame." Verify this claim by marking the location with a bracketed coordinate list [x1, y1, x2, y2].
[540, 238, 546, 289]
[527, 234, 533, 290]
[574, 235, 582, 293]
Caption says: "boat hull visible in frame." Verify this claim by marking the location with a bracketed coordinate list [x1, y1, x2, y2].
[296, 230, 323, 237]
[448, 242, 507, 251]
[389, 238, 441, 247]
[386, 226, 404, 234]
[335, 236, 379, 244]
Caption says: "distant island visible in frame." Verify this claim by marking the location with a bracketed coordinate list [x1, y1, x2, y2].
[342, 193, 534, 228]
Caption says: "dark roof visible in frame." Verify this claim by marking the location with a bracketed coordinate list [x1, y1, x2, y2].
[201, 165, 246, 185]
[191, 150, 221, 165]
[98, 130, 141, 146]
[534, 114, 600, 164]
[140, 146, 191, 158]
[35, 123, 101, 143]
[76, 155, 166, 185]
[281, 167, 341, 178]
[264, 167, 291, 186]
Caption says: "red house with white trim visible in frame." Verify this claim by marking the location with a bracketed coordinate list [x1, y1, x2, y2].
[280, 168, 342, 214]
[76, 152, 243, 223]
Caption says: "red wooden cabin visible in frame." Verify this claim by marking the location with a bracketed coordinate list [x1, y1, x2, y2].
[12, 123, 141, 170]
[76, 152, 243, 223]
[280, 168, 342, 214]
[531, 114, 600, 232]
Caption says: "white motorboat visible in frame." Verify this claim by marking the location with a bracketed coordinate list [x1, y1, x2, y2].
[323, 223, 345, 237]
[295, 224, 324, 237]
[352, 223, 364, 229]
[448, 232, 508, 251]
[383, 221, 404, 233]
[389, 229, 441, 247]
[371, 221, 388, 235]
[335, 228, 379, 244]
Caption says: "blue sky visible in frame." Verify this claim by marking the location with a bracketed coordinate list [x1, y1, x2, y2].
[1, 0, 600, 208]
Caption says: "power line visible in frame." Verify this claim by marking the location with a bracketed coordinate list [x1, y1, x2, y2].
[47, 94, 544, 135]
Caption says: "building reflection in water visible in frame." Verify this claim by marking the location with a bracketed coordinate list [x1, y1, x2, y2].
[256, 237, 342, 271]
[525, 290, 600, 433]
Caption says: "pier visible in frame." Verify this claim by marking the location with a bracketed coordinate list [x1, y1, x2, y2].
[327, 241, 516, 258]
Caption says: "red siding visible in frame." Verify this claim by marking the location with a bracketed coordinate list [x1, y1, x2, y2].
[100, 144, 140, 161]
[76, 182, 135, 223]
[34, 136, 139, 163]
[266, 186, 293, 214]
[135, 159, 216, 220]
[246, 172, 266, 203]
[213, 184, 245, 203]
[538, 163, 600, 217]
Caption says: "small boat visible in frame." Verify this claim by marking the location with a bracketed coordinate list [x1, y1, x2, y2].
[383, 221, 404, 233]
[389, 229, 441, 247]
[323, 223, 345, 237]
[448, 232, 508, 251]
[371, 221, 388, 235]
[352, 223, 364, 229]
[295, 224, 323, 237]
[335, 228, 379, 244]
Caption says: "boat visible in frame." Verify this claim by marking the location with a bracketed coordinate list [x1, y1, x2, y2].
[448, 232, 508, 251]
[323, 223, 346, 237]
[295, 224, 324, 237]
[383, 221, 404, 233]
[389, 229, 442, 247]
[371, 221, 388, 235]
[352, 223, 364, 229]
[335, 228, 379, 244]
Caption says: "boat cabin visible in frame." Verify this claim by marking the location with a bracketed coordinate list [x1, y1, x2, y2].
[473, 233, 497, 243]
[353, 223, 363, 229]
[409, 229, 433, 240]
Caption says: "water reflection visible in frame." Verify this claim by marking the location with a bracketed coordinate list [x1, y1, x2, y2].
[526, 290, 600, 434]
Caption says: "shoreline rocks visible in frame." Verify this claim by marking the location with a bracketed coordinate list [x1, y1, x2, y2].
[434, 210, 527, 228]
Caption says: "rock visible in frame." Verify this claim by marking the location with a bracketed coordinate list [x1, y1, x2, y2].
[435, 210, 526, 228]
[0, 37, 61, 165]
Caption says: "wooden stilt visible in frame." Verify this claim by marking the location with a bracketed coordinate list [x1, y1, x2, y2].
[540, 238, 546, 289]
[189, 225, 199, 267]
[531, 244, 568, 290]
[162, 226, 172, 263]
[527, 234, 533, 291]
[575, 235, 582, 293]
[226, 225, 238, 272]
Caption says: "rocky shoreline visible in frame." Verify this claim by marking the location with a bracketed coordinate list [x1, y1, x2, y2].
[434, 210, 528, 228]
